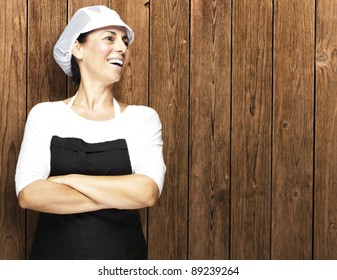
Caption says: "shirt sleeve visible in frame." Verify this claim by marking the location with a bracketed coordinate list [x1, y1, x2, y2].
[132, 107, 166, 195]
[15, 104, 51, 196]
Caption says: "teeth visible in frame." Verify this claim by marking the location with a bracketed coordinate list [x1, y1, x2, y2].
[108, 58, 123, 66]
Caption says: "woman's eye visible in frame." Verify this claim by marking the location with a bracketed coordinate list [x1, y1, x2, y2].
[123, 41, 129, 47]
[105, 36, 115, 42]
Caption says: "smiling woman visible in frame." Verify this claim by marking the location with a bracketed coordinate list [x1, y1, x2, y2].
[15, 5, 166, 260]
[72, 26, 130, 88]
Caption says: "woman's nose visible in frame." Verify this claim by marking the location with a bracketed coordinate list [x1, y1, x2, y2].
[116, 38, 128, 53]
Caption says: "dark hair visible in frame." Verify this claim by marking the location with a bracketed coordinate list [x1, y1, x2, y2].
[71, 32, 90, 85]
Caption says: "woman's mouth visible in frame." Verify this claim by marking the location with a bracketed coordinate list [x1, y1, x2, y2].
[107, 58, 123, 67]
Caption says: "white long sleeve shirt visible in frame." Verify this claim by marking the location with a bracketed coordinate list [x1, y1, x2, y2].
[15, 99, 166, 196]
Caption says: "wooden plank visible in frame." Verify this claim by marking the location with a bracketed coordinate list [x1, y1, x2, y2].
[315, 0, 337, 260]
[111, 0, 149, 106]
[28, 0, 67, 107]
[68, 0, 109, 96]
[110, 0, 150, 239]
[272, 0, 314, 259]
[69, 0, 109, 23]
[231, 0, 273, 260]
[148, 0, 189, 259]
[0, 0, 26, 260]
[26, 0, 67, 258]
[189, 0, 231, 259]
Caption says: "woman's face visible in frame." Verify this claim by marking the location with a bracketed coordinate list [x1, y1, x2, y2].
[77, 25, 130, 85]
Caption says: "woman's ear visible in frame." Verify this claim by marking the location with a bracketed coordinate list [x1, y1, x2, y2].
[72, 40, 83, 60]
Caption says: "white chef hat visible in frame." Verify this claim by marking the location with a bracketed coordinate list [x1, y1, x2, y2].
[53, 5, 134, 76]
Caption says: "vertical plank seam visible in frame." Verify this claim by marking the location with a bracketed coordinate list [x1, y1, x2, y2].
[25, 0, 29, 260]
[270, 0, 275, 260]
[148, 0, 151, 109]
[66, 0, 69, 98]
[229, 0, 233, 260]
[146, 0, 151, 250]
[312, 0, 317, 260]
[186, 0, 191, 260]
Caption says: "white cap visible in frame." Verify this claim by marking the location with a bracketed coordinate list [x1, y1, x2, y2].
[53, 5, 134, 76]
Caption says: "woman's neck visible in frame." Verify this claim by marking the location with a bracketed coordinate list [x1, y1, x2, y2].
[75, 82, 115, 112]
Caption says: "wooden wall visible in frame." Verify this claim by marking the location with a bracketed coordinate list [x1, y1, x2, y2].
[1, 0, 337, 260]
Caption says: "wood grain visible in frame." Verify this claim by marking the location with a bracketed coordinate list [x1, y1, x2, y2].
[272, 0, 314, 259]
[189, 0, 231, 259]
[231, 0, 273, 260]
[4, 0, 337, 261]
[26, 0, 67, 258]
[0, 0, 26, 260]
[315, 0, 337, 259]
[147, 0, 189, 259]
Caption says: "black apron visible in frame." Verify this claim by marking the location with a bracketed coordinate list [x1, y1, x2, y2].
[30, 136, 147, 260]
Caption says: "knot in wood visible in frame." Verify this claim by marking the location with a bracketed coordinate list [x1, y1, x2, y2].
[293, 191, 299, 198]
[317, 51, 328, 62]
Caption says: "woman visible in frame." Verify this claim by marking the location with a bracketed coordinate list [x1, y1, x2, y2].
[15, 5, 166, 260]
